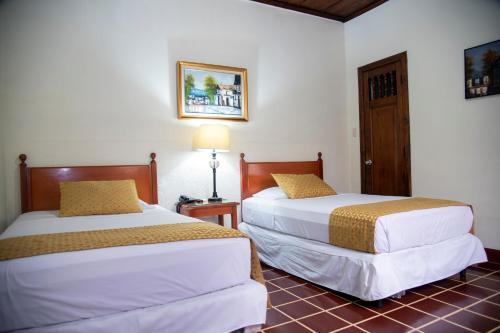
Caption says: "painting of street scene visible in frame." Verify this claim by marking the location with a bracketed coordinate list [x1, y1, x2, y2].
[177, 61, 248, 120]
[465, 39, 500, 99]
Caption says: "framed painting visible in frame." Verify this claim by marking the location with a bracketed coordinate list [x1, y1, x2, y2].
[464, 39, 500, 99]
[177, 61, 248, 121]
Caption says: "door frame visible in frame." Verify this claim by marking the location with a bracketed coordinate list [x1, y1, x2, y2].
[357, 51, 411, 196]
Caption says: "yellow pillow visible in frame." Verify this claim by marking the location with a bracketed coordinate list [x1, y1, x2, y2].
[59, 180, 143, 217]
[271, 174, 336, 199]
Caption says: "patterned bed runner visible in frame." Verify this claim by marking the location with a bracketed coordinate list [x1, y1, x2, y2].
[0, 221, 265, 286]
[329, 197, 469, 253]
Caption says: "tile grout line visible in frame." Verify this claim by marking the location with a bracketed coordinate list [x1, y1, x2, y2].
[264, 304, 363, 333]
[280, 285, 496, 332]
[416, 294, 491, 333]
[448, 277, 500, 293]
[268, 286, 495, 332]
[484, 290, 500, 306]
[264, 280, 348, 331]
[408, 300, 481, 333]
[262, 301, 318, 333]
[468, 268, 500, 278]
[260, 306, 298, 332]
[330, 323, 371, 333]
[393, 286, 499, 332]
[482, 274, 500, 282]
[269, 286, 498, 332]
[375, 307, 432, 332]
[461, 290, 500, 322]
[262, 265, 500, 333]
[268, 281, 379, 331]
[417, 317, 477, 333]
[265, 275, 291, 282]
[264, 305, 295, 330]
[396, 279, 496, 308]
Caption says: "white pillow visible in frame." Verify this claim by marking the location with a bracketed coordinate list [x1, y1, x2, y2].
[252, 187, 288, 200]
[138, 199, 154, 209]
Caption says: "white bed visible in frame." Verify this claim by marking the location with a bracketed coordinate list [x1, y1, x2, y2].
[240, 192, 486, 301]
[2, 153, 267, 333]
[0, 204, 267, 333]
[239, 222, 485, 301]
[243, 193, 474, 253]
[238, 153, 487, 303]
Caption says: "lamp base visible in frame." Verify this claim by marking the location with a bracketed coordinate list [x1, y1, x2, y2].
[208, 197, 223, 202]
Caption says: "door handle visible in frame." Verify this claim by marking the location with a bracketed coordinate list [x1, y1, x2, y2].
[365, 159, 373, 166]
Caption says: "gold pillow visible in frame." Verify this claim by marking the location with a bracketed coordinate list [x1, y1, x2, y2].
[59, 180, 143, 217]
[271, 174, 336, 199]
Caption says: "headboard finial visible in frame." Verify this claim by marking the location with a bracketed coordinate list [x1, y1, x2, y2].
[19, 154, 29, 213]
[149, 153, 158, 204]
[240, 153, 245, 160]
[317, 152, 323, 161]
[19, 154, 27, 165]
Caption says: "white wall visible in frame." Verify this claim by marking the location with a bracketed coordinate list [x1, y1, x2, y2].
[345, 0, 500, 249]
[0, 0, 348, 230]
[0, 140, 5, 231]
[0, 15, 6, 230]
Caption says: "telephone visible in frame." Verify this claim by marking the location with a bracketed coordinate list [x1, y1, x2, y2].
[176, 195, 203, 213]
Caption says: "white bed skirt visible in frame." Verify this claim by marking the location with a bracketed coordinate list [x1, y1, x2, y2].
[14, 280, 267, 333]
[239, 222, 486, 301]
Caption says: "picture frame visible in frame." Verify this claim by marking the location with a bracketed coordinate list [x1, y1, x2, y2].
[177, 61, 248, 121]
[464, 39, 500, 99]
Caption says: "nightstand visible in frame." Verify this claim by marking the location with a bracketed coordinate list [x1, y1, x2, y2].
[179, 201, 240, 229]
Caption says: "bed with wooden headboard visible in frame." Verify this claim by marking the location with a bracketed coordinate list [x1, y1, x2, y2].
[239, 152, 323, 200]
[18, 152, 158, 213]
[237, 152, 485, 304]
[0, 152, 267, 333]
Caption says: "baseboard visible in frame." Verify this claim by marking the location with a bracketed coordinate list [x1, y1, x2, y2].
[485, 248, 500, 263]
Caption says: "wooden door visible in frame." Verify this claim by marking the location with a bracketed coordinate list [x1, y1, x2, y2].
[358, 52, 411, 196]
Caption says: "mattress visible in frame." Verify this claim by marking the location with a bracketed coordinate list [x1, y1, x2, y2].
[239, 222, 487, 301]
[242, 193, 473, 253]
[0, 205, 251, 332]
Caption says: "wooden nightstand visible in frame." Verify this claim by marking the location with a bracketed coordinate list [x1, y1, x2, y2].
[179, 201, 240, 229]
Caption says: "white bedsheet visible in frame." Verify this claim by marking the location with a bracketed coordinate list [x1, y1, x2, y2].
[239, 222, 486, 301]
[0, 206, 251, 332]
[14, 280, 267, 333]
[242, 193, 473, 253]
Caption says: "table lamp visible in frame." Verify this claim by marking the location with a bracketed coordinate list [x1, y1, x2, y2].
[193, 124, 230, 202]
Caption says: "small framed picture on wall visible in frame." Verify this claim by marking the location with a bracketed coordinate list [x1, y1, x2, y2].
[464, 39, 500, 99]
[177, 61, 248, 121]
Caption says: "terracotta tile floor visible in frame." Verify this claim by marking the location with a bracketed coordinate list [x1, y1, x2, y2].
[259, 260, 500, 333]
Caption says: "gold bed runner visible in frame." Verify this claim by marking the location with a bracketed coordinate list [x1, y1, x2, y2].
[329, 197, 469, 254]
[0, 222, 265, 286]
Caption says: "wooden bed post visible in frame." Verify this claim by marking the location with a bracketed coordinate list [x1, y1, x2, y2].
[150, 153, 158, 204]
[240, 153, 247, 221]
[317, 152, 323, 179]
[19, 154, 30, 213]
[240, 153, 248, 200]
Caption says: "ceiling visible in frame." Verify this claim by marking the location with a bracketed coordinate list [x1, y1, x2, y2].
[250, 0, 388, 22]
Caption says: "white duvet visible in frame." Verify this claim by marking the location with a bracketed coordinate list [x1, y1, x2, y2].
[242, 193, 473, 253]
[0, 205, 251, 332]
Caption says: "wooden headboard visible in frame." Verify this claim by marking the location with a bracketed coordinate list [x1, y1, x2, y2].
[240, 152, 324, 200]
[19, 153, 158, 213]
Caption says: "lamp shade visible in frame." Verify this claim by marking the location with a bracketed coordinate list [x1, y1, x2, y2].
[193, 124, 230, 152]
